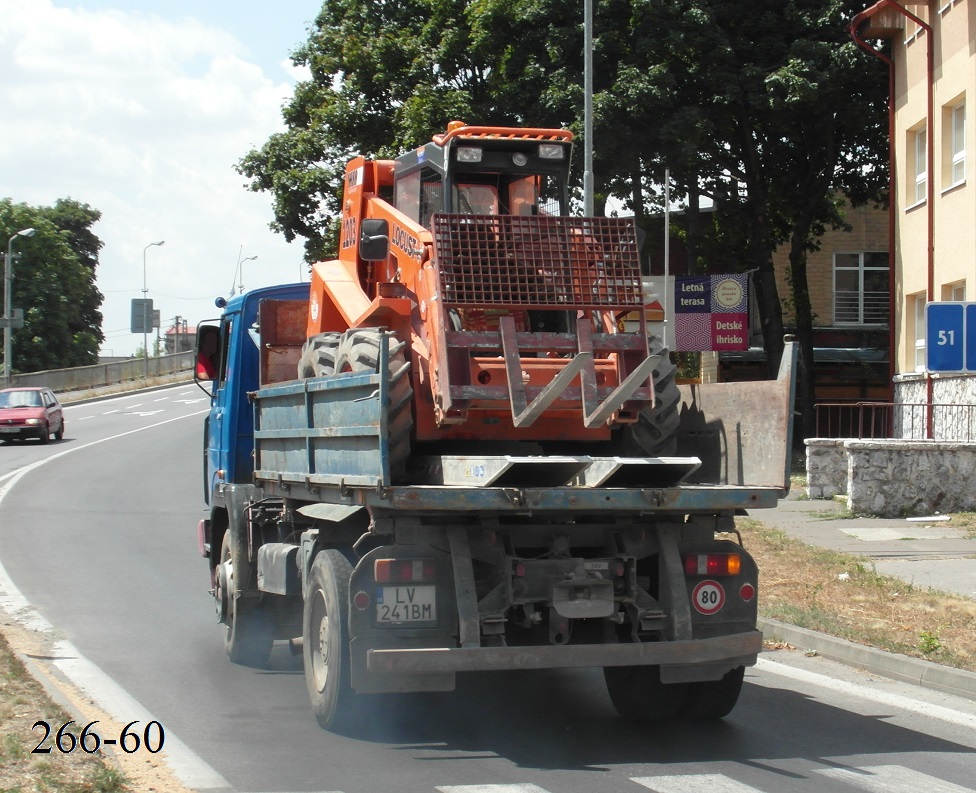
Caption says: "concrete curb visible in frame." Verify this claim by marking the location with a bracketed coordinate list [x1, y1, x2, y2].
[759, 617, 976, 701]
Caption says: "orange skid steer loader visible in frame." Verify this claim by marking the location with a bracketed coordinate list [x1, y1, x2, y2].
[299, 121, 677, 477]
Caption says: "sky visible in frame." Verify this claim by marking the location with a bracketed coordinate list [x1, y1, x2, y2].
[0, 0, 323, 356]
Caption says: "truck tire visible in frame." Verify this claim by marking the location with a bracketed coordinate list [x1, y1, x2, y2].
[298, 331, 342, 378]
[681, 665, 745, 720]
[603, 664, 688, 722]
[334, 328, 413, 482]
[217, 532, 274, 668]
[617, 335, 680, 457]
[303, 549, 355, 730]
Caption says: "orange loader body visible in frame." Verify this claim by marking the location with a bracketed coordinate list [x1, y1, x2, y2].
[305, 122, 657, 446]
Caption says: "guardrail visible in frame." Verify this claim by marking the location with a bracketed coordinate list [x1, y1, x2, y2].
[814, 401, 976, 442]
[7, 352, 195, 394]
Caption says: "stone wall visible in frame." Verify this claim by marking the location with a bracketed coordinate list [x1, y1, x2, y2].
[807, 437, 976, 517]
[805, 439, 847, 499]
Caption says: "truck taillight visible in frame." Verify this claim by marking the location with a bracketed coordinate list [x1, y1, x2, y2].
[374, 559, 437, 584]
[684, 553, 741, 577]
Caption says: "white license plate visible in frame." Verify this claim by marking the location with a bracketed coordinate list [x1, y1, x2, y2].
[376, 586, 436, 623]
[0, 427, 20, 433]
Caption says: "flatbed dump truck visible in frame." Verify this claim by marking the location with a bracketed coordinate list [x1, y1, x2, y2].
[195, 122, 797, 730]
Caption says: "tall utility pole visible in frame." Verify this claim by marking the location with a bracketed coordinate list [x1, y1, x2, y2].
[4, 227, 35, 387]
[583, 0, 594, 216]
[142, 240, 165, 379]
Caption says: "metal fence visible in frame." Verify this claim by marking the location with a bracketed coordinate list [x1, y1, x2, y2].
[7, 351, 195, 394]
[814, 401, 976, 442]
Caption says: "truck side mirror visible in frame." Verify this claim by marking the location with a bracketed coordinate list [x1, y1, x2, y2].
[195, 324, 221, 382]
[360, 218, 390, 261]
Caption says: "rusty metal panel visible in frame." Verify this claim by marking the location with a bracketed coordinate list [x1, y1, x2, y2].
[677, 342, 798, 490]
[258, 299, 309, 386]
[433, 214, 643, 310]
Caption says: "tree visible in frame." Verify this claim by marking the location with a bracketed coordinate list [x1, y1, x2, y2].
[0, 199, 105, 374]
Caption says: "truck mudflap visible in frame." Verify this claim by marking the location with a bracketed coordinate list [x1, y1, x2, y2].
[366, 629, 762, 678]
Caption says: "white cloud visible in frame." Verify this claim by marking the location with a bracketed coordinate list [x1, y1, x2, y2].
[0, 0, 307, 354]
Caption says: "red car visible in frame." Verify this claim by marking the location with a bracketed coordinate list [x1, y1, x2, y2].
[0, 386, 65, 443]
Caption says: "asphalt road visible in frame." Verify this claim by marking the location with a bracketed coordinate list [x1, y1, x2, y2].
[1, 383, 976, 793]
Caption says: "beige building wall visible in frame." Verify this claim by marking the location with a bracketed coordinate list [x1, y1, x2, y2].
[881, 0, 975, 375]
[772, 200, 889, 327]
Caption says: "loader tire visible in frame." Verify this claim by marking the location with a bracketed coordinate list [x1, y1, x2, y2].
[218, 532, 273, 668]
[334, 328, 413, 483]
[603, 664, 688, 722]
[303, 549, 355, 731]
[298, 331, 342, 378]
[619, 335, 680, 457]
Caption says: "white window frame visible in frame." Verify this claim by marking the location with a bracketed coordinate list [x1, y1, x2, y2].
[833, 252, 890, 326]
[914, 294, 927, 372]
[913, 125, 928, 205]
[951, 102, 966, 186]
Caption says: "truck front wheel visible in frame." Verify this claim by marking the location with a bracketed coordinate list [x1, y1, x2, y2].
[303, 549, 355, 730]
[217, 533, 273, 668]
[603, 665, 688, 722]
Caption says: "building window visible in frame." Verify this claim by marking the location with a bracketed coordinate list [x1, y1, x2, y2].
[834, 252, 890, 326]
[910, 124, 927, 205]
[943, 281, 966, 301]
[951, 101, 966, 186]
[913, 293, 927, 372]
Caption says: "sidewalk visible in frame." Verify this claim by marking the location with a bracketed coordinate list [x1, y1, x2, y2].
[758, 491, 976, 600]
[751, 490, 976, 700]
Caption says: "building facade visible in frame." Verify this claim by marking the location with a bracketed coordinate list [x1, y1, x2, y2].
[853, 0, 976, 419]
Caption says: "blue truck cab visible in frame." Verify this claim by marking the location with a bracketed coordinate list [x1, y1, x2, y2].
[197, 283, 309, 499]
[194, 283, 309, 560]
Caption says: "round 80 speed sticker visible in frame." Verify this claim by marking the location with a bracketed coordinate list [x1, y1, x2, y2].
[692, 580, 726, 615]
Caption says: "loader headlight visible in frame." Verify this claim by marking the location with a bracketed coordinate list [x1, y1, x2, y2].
[512, 152, 529, 166]
[457, 146, 483, 163]
[538, 143, 566, 160]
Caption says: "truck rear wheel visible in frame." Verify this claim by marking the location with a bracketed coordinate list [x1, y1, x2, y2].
[334, 328, 413, 482]
[303, 549, 354, 730]
[603, 664, 688, 722]
[217, 532, 273, 668]
[298, 331, 342, 378]
[681, 666, 745, 720]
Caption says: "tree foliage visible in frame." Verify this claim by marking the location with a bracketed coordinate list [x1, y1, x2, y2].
[0, 198, 105, 375]
[239, 0, 889, 435]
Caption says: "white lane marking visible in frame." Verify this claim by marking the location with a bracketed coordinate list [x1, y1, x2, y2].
[818, 765, 974, 792]
[632, 774, 760, 792]
[0, 407, 226, 790]
[52, 643, 227, 790]
[101, 409, 119, 414]
[128, 410, 164, 417]
[756, 658, 976, 730]
[437, 786, 550, 792]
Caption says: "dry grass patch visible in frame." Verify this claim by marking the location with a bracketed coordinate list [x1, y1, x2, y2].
[0, 630, 128, 793]
[737, 517, 976, 671]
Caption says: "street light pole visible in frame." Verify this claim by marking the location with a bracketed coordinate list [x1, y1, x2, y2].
[238, 254, 257, 293]
[142, 240, 165, 379]
[4, 227, 35, 387]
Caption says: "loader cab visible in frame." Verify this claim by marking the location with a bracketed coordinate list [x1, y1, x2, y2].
[393, 129, 574, 227]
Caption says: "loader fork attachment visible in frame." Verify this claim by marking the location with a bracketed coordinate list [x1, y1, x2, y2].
[499, 315, 658, 429]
